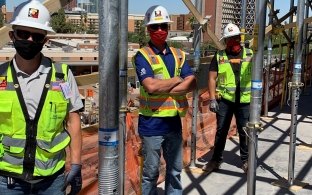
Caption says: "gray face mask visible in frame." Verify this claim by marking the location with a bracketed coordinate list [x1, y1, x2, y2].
[13, 39, 44, 60]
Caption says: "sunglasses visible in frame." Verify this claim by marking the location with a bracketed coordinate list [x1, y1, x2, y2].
[14, 29, 46, 43]
[149, 23, 169, 31]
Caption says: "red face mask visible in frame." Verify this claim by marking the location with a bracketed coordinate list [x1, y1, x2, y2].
[150, 30, 168, 46]
[226, 39, 241, 54]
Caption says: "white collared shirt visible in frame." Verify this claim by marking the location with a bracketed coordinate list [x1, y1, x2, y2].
[13, 56, 83, 119]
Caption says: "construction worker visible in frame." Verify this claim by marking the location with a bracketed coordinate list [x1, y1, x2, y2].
[132, 5, 196, 195]
[0, 1, 83, 194]
[202, 23, 253, 173]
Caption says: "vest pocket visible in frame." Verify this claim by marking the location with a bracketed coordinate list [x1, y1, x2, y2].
[152, 65, 164, 78]
[37, 131, 70, 154]
[1, 136, 25, 166]
[0, 101, 13, 135]
[45, 101, 67, 134]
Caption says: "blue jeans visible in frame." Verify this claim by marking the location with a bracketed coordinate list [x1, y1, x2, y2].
[140, 131, 183, 195]
[212, 98, 249, 163]
[0, 173, 65, 195]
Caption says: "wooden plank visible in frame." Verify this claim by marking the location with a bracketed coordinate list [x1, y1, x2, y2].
[0, 0, 71, 48]
[0, 27, 12, 49]
[75, 72, 99, 86]
[182, 0, 224, 50]
[43, 0, 72, 13]
[182, 0, 204, 24]
[284, 16, 312, 30]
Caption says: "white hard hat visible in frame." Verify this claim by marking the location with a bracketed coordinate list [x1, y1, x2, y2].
[220, 23, 245, 41]
[7, 0, 55, 34]
[144, 5, 173, 26]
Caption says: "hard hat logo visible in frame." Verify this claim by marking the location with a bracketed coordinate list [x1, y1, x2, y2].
[228, 27, 233, 32]
[144, 5, 173, 25]
[28, 8, 39, 19]
[155, 10, 162, 17]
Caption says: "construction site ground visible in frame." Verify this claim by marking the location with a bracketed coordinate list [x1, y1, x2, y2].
[157, 86, 312, 195]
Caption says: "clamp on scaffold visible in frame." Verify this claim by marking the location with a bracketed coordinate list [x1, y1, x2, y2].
[287, 81, 305, 106]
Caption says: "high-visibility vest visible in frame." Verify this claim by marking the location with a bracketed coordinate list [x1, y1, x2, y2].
[132, 46, 189, 117]
[216, 48, 253, 103]
[0, 58, 70, 180]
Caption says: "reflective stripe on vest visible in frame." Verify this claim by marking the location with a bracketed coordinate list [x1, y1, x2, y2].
[2, 149, 64, 171]
[133, 47, 188, 117]
[217, 48, 253, 103]
[0, 59, 70, 178]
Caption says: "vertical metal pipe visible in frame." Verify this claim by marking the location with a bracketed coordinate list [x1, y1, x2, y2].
[98, 0, 120, 194]
[190, 0, 202, 168]
[281, 0, 296, 108]
[240, 0, 247, 44]
[264, 0, 275, 116]
[288, 0, 305, 186]
[302, 1, 309, 89]
[289, 0, 295, 39]
[118, 0, 128, 194]
[247, 0, 266, 194]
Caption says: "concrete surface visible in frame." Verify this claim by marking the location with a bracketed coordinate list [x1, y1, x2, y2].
[158, 87, 312, 195]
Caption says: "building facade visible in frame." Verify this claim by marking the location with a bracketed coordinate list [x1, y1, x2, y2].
[128, 14, 145, 33]
[77, 0, 98, 13]
[63, 13, 192, 34]
[89, 0, 98, 13]
[63, 0, 77, 11]
[204, 0, 255, 41]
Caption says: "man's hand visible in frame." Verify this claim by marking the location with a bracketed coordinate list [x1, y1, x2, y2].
[209, 99, 219, 113]
[62, 164, 82, 195]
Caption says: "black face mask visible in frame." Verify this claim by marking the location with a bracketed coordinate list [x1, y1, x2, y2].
[13, 39, 44, 60]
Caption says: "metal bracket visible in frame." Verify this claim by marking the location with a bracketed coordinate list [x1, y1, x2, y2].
[199, 16, 210, 33]
[287, 82, 304, 105]
[246, 122, 264, 132]
[288, 81, 304, 89]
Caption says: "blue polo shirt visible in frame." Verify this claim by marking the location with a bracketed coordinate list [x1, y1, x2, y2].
[134, 42, 193, 136]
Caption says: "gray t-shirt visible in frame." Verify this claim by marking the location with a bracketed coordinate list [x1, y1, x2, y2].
[13, 57, 83, 120]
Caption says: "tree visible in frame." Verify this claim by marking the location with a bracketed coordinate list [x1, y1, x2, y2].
[51, 8, 75, 33]
[128, 20, 148, 47]
[167, 41, 184, 49]
[76, 13, 87, 33]
[87, 22, 97, 34]
[186, 16, 196, 30]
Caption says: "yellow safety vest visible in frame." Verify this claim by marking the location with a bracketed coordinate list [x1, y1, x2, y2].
[132, 46, 189, 117]
[0, 58, 70, 180]
[216, 48, 253, 103]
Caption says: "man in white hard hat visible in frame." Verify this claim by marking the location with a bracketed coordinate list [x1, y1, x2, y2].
[132, 5, 196, 195]
[202, 23, 253, 174]
[0, 1, 83, 194]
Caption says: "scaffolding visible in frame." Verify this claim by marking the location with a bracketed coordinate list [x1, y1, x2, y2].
[0, 0, 312, 194]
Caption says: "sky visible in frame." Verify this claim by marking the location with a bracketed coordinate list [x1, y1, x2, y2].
[6, 0, 297, 18]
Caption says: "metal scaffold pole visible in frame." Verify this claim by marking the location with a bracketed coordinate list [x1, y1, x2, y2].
[282, 0, 295, 108]
[240, 0, 247, 44]
[288, 0, 305, 186]
[189, 0, 202, 169]
[264, 0, 275, 117]
[98, 0, 120, 194]
[118, 0, 128, 194]
[247, 0, 266, 194]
